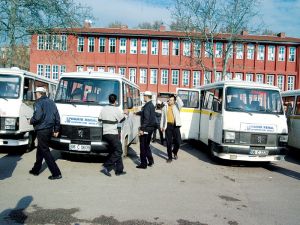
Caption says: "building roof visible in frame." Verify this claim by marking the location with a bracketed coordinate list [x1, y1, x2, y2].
[50, 27, 300, 44]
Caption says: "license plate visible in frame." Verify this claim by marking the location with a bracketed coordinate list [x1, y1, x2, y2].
[69, 144, 91, 152]
[249, 149, 269, 155]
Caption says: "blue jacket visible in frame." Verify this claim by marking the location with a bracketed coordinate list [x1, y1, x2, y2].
[137, 101, 156, 132]
[30, 96, 60, 132]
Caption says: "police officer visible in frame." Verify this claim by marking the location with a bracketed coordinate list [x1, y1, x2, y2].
[29, 87, 62, 180]
[99, 94, 127, 177]
[136, 91, 156, 169]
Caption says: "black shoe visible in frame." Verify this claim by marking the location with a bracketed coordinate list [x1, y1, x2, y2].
[48, 175, 62, 180]
[173, 154, 178, 160]
[136, 165, 147, 169]
[101, 167, 111, 177]
[115, 171, 127, 176]
[152, 139, 156, 143]
[166, 159, 172, 163]
[29, 170, 39, 176]
[148, 162, 154, 167]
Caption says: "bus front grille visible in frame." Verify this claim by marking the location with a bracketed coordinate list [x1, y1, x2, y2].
[60, 125, 102, 141]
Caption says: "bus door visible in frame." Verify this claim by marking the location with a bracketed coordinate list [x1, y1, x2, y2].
[177, 88, 201, 140]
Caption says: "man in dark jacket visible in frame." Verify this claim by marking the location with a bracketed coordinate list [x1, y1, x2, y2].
[135, 91, 156, 169]
[29, 87, 62, 180]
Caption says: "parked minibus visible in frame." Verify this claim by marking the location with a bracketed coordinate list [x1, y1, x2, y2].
[177, 80, 288, 161]
[51, 71, 141, 156]
[0, 67, 57, 151]
[282, 90, 300, 150]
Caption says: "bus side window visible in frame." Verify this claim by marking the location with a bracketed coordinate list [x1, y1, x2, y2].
[212, 88, 223, 112]
[23, 78, 34, 101]
[283, 96, 295, 116]
[295, 96, 300, 115]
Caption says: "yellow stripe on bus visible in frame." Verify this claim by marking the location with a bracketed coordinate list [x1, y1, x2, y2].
[180, 108, 219, 116]
[289, 115, 300, 120]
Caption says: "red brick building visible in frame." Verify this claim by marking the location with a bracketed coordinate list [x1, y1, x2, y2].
[30, 26, 300, 94]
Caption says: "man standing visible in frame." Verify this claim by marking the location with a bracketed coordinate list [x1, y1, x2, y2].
[136, 91, 156, 169]
[160, 94, 184, 163]
[99, 94, 127, 177]
[29, 87, 62, 180]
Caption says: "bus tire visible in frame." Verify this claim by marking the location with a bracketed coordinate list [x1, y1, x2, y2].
[122, 136, 129, 157]
[209, 141, 220, 163]
[25, 131, 35, 153]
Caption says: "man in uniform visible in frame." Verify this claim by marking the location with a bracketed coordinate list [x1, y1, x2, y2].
[29, 87, 62, 180]
[99, 94, 127, 177]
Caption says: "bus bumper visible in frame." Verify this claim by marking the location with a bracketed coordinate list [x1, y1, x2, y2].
[212, 143, 287, 161]
[0, 133, 29, 147]
[50, 137, 110, 155]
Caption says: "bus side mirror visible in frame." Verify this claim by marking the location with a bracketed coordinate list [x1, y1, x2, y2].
[127, 97, 133, 109]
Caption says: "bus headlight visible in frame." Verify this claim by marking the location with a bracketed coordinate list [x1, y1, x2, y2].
[279, 135, 288, 142]
[224, 131, 235, 143]
[4, 118, 18, 130]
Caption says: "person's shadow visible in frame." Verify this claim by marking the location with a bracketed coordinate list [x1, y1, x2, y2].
[0, 149, 23, 180]
[0, 196, 33, 224]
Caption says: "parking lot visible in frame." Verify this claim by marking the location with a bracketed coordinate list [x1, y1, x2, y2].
[1, 141, 300, 225]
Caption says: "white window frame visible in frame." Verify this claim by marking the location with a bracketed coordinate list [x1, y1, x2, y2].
[109, 38, 116, 53]
[162, 40, 169, 56]
[99, 37, 105, 52]
[37, 64, 44, 76]
[108, 67, 115, 73]
[256, 74, 264, 83]
[151, 40, 158, 55]
[140, 68, 147, 84]
[182, 70, 190, 86]
[60, 65, 66, 75]
[119, 67, 126, 76]
[172, 40, 180, 56]
[129, 68, 136, 83]
[61, 35, 67, 51]
[119, 38, 127, 54]
[235, 73, 243, 81]
[236, 43, 244, 59]
[161, 69, 168, 85]
[77, 37, 84, 52]
[45, 35, 51, 50]
[130, 39, 137, 54]
[52, 35, 59, 50]
[97, 67, 105, 72]
[194, 40, 201, 58]
[225, 72, 233, 80]
[215, 42, 223, 58]
[77, 65, 84, 72]
[287, 76, 295, 90]
[289, 47, 296, 62]
[88, 37, 95, 52]
[247, 44, 254, 60]
[246, 73, 253, 82]
[205, 42, 212, 57]
[193, 71, 200, 87]
[215, 72, 222, 82]
[266, 74, 274, 85]
[204, 71, 211, 84]
[150, 69, 158, 84]
[140, 39, 148, 54]
[183, 40, 191, 56]
[268, 46, 275, 61]
[87, 66, 94, 72]
[171, 70, 179, 85]
[37, 35, 44, 50]
[227, 43, 233, 58]
[278, 46, 285, 61]
[52, 65, 59, 80]
[257, 45, 265, 60]
[277, 75, 285, 91]
[45, 65, 51, 78]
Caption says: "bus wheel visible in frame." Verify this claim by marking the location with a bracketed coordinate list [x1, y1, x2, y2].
[25, 132, 35, 153]
[123, 137, 129, 157]
[209, 142, 219, 163]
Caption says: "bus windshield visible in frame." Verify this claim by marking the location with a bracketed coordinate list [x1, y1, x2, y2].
[226, 87, 283, 115]
[55, 78, 120, 105]
[0, 74, 21, 99]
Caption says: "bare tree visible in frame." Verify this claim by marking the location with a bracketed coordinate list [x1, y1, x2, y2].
[137, 20, 164, 30]
[172, 0, 260, 81]
[0, 0, 92, 68]
[108, 21, 127, 28]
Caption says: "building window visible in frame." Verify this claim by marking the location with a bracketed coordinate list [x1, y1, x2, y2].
[37, 35, 44, 50]
[194, 40, 201, 58]
[99, 37, 105, 52]
[141, 39, 148, 54]
[118, 38, 126, 54]
[77, 37, 84, 52]
[215, 42, 223, 58]
[119, 67, 126, 76]
[236, 43, 244, 59]
[204, 71, 211, 84]
[235, 73, 243, 80]
[130, 39, 137, 54]
[205, 42, 212, 57]
[287, 76, 295, 90]
[88, 37, 95, 52]
[172, 40, 180, 56]
[98, 67, 105, 72]
[162, 40, 169, 56]
[60, 65, 66, 75]
[52, 35, 59, 50]
[257, 45, 265, 60]
[45, 65, 51, 78]
[151, 40, 158, 55]
[77, 65, 84, 72]
[278, 46, 285, 61]
[37, 64, 44, 76]
[171, 70, 179, 85]
[161, 69, 168, 85]
[289, 47, 296, 62]
[108, 67, 115, 73]
[247, 44, 254, 59]
[246, 73, 253, 82]
[109, 38, 116, 53]
[193, 71, 200, 87]
[183, 40, 191, 56]
[266, 74, 274, 85]
[227, 43, 233, 58]
[140, 68, 147, 84]
[277, 75, 285, 90]
[182, 70, 190, 86]
[225, 73, 233, 80]
[52, 65, 59, 80]
[45, 35, 51, 50]
[87, 66, 94, 72]
[215, 72, 222, 82]
[150, 69, 157, 84]
[61, 35, 67, 51]
[129, 68, 136, 83]
[268, 46, 275, 61]
[256, 74, 264, 83]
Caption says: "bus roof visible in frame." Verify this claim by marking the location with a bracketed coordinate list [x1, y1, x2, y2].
[281, 89, 300, 96]
[60, 71, 139, 89]
[200, 80, 281, 91]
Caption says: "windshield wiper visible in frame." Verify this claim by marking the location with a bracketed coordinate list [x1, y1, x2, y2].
[228, 107, 252, 116]
[0, 97, 8, 101]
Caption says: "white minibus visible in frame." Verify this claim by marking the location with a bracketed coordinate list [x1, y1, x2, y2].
[0, 67, 57, 151]
[177, 80, 288, 161]
[282, 90, 300, 150]
[51, 72, 141, 155]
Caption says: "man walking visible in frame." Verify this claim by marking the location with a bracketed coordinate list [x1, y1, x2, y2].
[99, 94, 127, 177]
[136, 91, 156, 169]
[160, 94, 183, 163]
[29, 87, 62, 180]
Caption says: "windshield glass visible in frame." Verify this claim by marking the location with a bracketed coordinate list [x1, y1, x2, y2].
[55, 78, 120, 105]
[225, 87, 283, 114]
[0, 74, 21, 99]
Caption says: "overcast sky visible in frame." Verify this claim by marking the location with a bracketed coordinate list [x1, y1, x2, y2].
[77, 0, 300, 37]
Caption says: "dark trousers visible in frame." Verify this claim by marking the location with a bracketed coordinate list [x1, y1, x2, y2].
[165, 124, 181, 160]
[139, 131, 154, 167]
[152, 128, 164, 143]
[103, 134, 124, 173]
[32, 128, 61, 176]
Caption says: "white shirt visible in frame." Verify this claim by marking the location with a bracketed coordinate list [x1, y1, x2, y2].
[99, 105, 125, 135]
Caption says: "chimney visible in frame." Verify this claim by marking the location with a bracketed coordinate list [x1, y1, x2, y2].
[241, 30, 248, 36]
[159, 25, 166, 31]
[277, 32, 286, 38]
[83, 19, 92, 28]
